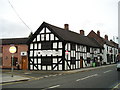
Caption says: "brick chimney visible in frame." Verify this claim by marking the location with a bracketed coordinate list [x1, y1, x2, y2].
[64, 24, 69, 30]
[97, 30, 100, 36]
[80, 30, 84, 36]
[104, 35, 108, 40]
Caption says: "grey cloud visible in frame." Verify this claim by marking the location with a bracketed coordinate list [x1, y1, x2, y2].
[0, 18, 30, 39]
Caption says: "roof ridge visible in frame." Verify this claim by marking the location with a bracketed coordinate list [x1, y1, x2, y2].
[28, 22, 103, 48]
[43, 22, 102, 47]
[1, 37, 28, 40]
[44, 22, 87, 38]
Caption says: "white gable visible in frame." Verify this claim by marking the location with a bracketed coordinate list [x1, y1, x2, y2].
[46, 28, 51, 33]
[40, 28, 45, 33]
[37, 35, 40, 41]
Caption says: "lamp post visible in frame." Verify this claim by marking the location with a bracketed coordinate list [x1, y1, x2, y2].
[9, 46, 17, 77]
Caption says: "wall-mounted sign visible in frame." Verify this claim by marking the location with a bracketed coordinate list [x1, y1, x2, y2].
[21, 52, 27, 56]
[35, 50, 62, 56]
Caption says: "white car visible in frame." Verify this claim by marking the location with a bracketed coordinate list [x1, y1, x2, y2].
[117, 62, 120, 71]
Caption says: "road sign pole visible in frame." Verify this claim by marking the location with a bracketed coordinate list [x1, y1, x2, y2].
[11, 54, 14, 77]
[9, 45, 17, 77]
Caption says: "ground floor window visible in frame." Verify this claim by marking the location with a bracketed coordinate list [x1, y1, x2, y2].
[11, 57, 18, 66]
[71, 57, 76, 64]
[107, 54, 111, 63]
[87, 58, 90, 63]
[41, 57, 52, 65]
[111, 54, 113, 62]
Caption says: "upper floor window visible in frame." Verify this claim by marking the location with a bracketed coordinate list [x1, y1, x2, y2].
[107, 47, 108, 52]
[41, 42, 52, 50]
[87, 47, 90, 52]
[71, 44, 76, 50]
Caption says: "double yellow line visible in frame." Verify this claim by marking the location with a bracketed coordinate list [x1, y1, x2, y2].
[0, 81, 22, 86]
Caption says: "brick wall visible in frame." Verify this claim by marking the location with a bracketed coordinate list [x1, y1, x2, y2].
[2, 45, 28, 69]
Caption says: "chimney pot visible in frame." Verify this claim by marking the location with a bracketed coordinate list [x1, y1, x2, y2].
[80, 30, 84, 36]
[64, 24, 69, 30]
[104, 35, 108, 40]
[97, 30, 100, 36]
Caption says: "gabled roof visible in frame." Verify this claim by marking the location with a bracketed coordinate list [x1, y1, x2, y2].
[28, 22, 102, 48]
[87, 30, 105, 46]
[1, 37, 28, 45]
[87, 30, 116, 47]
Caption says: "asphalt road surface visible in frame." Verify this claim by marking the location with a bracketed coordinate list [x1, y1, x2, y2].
[2, 65, 120, 89]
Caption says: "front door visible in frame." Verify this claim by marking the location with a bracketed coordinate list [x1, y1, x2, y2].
[22, 56, 27, 70]
[80, 57, 83, 68]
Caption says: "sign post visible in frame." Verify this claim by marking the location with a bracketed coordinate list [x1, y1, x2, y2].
[11, 54, 14, 77]
[9, 46, 17, 77]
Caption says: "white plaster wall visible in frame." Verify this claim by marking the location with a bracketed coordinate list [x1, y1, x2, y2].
[103, 44, 107, 63]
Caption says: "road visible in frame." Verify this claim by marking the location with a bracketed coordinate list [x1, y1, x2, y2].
[2, 65, 120, 89]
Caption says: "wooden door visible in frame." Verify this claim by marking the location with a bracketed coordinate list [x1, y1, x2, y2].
[22, 56, 27, 70]
[80, 57, 83, 68]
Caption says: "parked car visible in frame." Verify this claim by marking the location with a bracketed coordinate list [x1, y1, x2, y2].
[117, 62, 120, 71]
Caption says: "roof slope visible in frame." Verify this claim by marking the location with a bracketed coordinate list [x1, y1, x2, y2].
[1, 37, 28, 45]
[102, 39, 114, 47]
[28, 22, 102, 48]
[87, 30, 116, 47]
[87, 30, 105, 46]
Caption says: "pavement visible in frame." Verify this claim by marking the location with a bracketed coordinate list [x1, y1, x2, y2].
[1, 74, 30, 84]
[1, 64, 117, 84]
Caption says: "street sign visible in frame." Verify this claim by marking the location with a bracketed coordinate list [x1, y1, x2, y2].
[21, 52, 27, 56]
[9, 46, 17, 77]
[9, 46, 17, 54]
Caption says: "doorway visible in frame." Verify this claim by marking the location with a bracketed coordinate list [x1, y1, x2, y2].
[21, 56, 28, 70]
[80, 56, 83, 68]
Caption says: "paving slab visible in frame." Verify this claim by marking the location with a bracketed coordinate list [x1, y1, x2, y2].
[1, 73, 30, 84]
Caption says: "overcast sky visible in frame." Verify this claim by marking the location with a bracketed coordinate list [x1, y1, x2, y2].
[0, 0, 119, 43]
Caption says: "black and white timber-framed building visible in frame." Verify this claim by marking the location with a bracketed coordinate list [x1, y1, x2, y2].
[87, 30, 119, 65]
[27, 22, 103, 71]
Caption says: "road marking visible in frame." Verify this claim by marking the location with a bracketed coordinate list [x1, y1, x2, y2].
[59, 74, 62, 75]
[76, 74, 98, 81]
[112, 83, 120, 89]
[44, 76, 49, 78]
[48, 85, 60, 89]
[103, 70, 112, 73]
[51, 74, 58, 77]
[49, 75, 53, 77]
